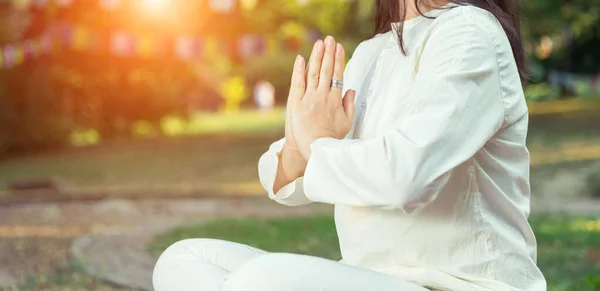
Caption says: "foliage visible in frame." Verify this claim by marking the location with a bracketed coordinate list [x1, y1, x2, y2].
[152, 214, 600, 291]
[524, 83, 561, 102]
[520, 0, 600, 74]
[520, 0, 599, 42]
[0, 0, 599, 152]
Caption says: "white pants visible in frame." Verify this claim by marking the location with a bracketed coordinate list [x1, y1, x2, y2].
[152, 238, 429, 291]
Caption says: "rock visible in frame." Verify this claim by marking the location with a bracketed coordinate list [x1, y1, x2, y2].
[0, 269, 18, 288]
[538, 170, 588, 201]
[41, 204, 61, 220]
[70, 223, 180, 291]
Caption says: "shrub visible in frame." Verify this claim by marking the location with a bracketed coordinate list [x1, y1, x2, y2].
[586, 167, 600, 198]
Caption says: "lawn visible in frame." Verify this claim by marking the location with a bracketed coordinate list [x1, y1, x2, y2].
[152, 215, 600, 291]
[2, 107, 600, 197]
[0, 109, 286, 195]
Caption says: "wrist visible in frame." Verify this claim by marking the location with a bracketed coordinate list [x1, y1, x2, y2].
[280, 144, 307, 179]
[283, 141, 300, 153]
[297, 136, 323, 160]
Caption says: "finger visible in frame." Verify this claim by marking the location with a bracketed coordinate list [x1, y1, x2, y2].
[306, 40, 325, 92]
[288, 55, 299, 98]
[329, 43, 345, 97]
[318, 35, 336, 90]
[289, 55, 306, 106]
[342, 89, 356, 120]
[304, 55, 311, 84]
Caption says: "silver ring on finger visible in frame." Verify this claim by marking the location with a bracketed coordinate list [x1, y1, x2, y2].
[331, 79, 344, 89]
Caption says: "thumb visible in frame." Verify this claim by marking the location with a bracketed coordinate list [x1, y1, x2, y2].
[342, 90, 356, 120]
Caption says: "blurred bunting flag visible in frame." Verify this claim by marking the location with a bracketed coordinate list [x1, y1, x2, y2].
[255, 36, 266, 55]
[175, 36, 202, 60]
[240, 0, 258, 10]
[23, 39, 38, 58]
[99, 0, 121, 10]
[203, 37, 220, 59]
[32, 0, 48, 7]
[111, 31, 135, 56]
[55, 0, 73, 7]
[307, 28, 321, 43]
[209, 0, 236, 13]
[13, 45, 25, 65]
[0, 30, 310, 70]
[137, 34, 157, 58]
[72, 25, 90, 51]
[0, 0, 317, 12]
[11, 0, 31, 9]
[0, 33, 52, 69]
[3, 45, 16, 68]
[238, 34, 257, 59]
[0, 10, 317, 70]
[266, 37, 279, 54]
[40, 34, 53, 53]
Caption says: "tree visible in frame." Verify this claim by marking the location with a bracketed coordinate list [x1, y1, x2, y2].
[1, 0, 598, 152]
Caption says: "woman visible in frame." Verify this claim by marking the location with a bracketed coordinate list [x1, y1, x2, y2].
[153, 0, 547, 290]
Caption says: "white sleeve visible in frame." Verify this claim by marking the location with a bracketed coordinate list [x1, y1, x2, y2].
[302, 19, 507, 213]
[258, 138, 312, 207]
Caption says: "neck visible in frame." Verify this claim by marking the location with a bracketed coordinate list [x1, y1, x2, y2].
[402, 0, 450, 22]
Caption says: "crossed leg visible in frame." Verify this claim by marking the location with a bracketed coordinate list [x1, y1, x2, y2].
[152, 238, 429, 291]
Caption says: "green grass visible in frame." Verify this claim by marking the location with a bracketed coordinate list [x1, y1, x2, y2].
[151, 215, 600, 291]
[3, 129, 600, 194]
[0, 134, 276, 192]
[0, 137, 282, 195]
[2, 106, 600, 184]
[71, 109, 286, 146]
[2, 107, 600, 197]
[0, 108, 285, 191]
[19, 260, 126, 290]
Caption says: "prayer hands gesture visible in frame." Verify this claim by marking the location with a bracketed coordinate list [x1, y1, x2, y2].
[276, 36, 355, 189]
[285, 36, 356, 160]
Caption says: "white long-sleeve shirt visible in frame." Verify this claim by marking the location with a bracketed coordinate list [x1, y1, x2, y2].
[258, 4, 546, 291]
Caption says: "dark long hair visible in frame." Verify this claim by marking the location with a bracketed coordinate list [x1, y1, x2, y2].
[375, 0, 526, 81]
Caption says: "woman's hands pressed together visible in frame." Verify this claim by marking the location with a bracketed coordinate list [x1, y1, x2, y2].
[273, 36, 355, 194]
[288, 36, 356, 160]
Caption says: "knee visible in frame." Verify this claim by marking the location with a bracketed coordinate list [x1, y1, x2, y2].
[152, 238, 212, 289]
[222, 253, 300, 291]
[154, 238, 205, 265]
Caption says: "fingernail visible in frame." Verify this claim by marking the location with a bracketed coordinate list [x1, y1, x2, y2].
[314, 40, 322, 52]
[294, 55, 301, 68]
[336, 43, 343, 55]
[296, 55, 304, 68]
[316, 40, 324, 53]
[325, 36, 334, 46]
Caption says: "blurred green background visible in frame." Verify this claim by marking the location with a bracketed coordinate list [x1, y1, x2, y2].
[0, 0, 599, 194]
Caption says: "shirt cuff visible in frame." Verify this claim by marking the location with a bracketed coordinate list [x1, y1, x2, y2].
[258, 144, 300, 202]
[303, 137, 356, 204]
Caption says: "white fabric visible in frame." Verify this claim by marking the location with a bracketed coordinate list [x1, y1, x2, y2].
[152, 239, 429, 291]
[258, 4, 546, 291]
